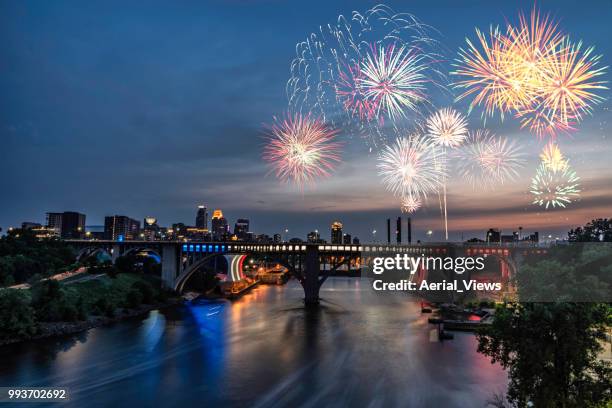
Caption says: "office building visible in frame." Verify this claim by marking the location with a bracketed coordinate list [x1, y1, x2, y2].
[331, 221, 343, 244]
[386, 218, 391, 244]
[46, 211, 86, 239]
[196, 205, 208, 229]
[273, 233, 281, 243]
[343, 233, 352, 245]
[307, 230, 320, 243]
[105, 215, 140, 241]
[143, 217, 159, 241]
[234, 218, 249, 240]
[211, 209, 228, 240]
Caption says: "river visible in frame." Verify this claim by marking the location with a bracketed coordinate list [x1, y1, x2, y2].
[0, 278, 507, 407]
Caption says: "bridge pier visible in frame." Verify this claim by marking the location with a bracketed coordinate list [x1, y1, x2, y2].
[161, 245, 179, 289]
[302, 245, 321, 306]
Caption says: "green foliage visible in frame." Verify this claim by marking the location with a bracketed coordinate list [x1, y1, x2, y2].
[0, 289, 37, 340]
[30, 280, 85, 322]
[569, 218, 612, 242]
[125, 289, 143, 308]
[478, 220, 612, 407]
[0, 229, 76, 285]
[516, 244, 612, 302]
[131, 280, 154, 304]
[478, 303, 611, 407]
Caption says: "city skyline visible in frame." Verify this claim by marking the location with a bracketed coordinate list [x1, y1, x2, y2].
[13, 202, 557, 244]
[1, 0, 610, 242]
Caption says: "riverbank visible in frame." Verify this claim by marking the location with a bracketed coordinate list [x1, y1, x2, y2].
[0, 273, 182, 347]
[0, 297, 182, 347]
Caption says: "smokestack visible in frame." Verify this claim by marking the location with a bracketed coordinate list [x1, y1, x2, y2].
[407, 217, 412, 244]
[386, 218, 391, 244]
[396, 216, 402, 244]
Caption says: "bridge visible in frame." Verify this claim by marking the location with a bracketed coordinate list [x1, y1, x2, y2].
[68, 240, 547, 306]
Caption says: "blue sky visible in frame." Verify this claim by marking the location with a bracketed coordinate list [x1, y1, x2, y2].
[1, 0, 611, 242]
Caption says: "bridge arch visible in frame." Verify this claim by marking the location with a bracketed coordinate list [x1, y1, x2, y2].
[175, 252, 250, 293]
[122, 247, 162, 263]
[76, 247, 112, 263]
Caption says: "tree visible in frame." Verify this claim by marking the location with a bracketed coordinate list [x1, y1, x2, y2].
[478, 303, 611, 407]
[0, 229, 76, 285]
[30, 280, 85, 322]
[0, 289, 37, 340]
[478, 220, 612, 407]
[568, 218, 612, 242]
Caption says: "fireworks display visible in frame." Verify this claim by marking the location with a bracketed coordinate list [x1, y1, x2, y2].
[455, 130, 526, 188]
[453, 8, 607, 137]
[426, 108, 469, 148]
[263, 114, 342, 186]
[263, 4, 603, 225]
[287, 4, 443, 148]
[377, 135, 446, 199]
[530, 162, 580, 209]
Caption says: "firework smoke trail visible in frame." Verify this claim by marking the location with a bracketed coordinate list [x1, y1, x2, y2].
[358, 44, 428, 121]
[452, 8, 607, 138]
[455, 130, 526, 188]
[263, 113, 342, 187]
[426, 108, 468, 240]
[530, 162, 580, 209]
[377, 134, 446, 200]
[287, 4, 446, 149]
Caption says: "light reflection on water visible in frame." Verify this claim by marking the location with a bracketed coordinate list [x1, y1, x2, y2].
[0, 278, 507, 407]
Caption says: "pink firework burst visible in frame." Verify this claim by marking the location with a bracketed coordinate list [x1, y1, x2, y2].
[336, 62, 379, 122]
[263, 113, 342, 186]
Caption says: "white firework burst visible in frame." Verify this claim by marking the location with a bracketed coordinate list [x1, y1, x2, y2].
[377, 135, 446, 198]
[358, 44, 428, 121]
[426, 107, 468, 148]
[401, 194, 422, 213]
[455, 130, 525, 188]
[530, 162, 580, 209]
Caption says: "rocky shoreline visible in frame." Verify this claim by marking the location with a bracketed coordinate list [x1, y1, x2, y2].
[0, 298, 183, 347]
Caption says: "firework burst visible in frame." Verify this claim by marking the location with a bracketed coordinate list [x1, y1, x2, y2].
[263, 113, 342, 186]
[539, 142, 568, 172]
[358, 44, 428, 121]
[287, 5, 444, 148]
[453, 8, 607, 137]
[455, 130, 525, 187]
[453, 27, 521, 118]
[527, 39, 608, 135]
[377, 135, 446, 198]
[530, 162, 580, 209]
[336, 63, 379, 122]
[426, 107, 469, 148]
[401, 194, 422, 213]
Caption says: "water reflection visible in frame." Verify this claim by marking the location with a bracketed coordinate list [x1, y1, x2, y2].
[0, 278, 506, 407]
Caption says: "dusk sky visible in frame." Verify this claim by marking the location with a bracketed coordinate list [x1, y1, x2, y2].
[1, 0, 611, 242]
